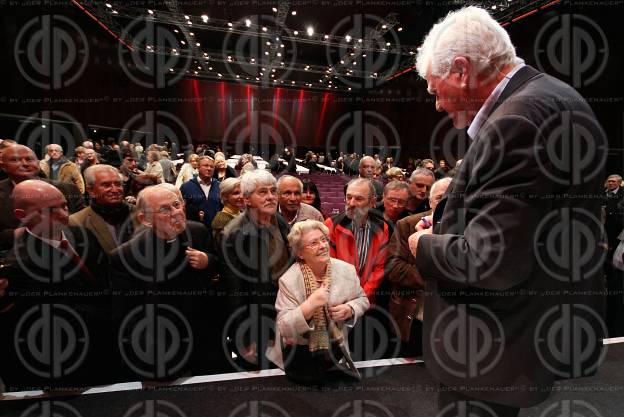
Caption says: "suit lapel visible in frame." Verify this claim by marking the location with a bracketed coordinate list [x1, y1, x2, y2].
[86, 208, 116, 252]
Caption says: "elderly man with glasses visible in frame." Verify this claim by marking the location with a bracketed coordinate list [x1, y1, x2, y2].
[109, 184, 222, 379]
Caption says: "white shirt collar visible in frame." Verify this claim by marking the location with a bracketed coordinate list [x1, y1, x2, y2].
[25, 229, 68, 249]
[467, 63, 525, 140]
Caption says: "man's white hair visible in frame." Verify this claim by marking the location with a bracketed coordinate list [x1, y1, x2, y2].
[240, 170, 276, 197]
[416, 6, 522, 80]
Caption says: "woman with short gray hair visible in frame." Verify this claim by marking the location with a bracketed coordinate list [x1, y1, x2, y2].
[211, 177, 244, 247]
[267, 219, 369, 383]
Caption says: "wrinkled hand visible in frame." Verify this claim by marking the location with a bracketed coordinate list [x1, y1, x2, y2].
[308, 281, 330, 309]
[240, 342, 257, 364]
[416, 215, 433, 232]
[408, 228, 432, 257]
[186, 247, 209, 269]
[0, 279, 8, 298]
[329, 304, 352, 322]
[125, 196, 137, 205]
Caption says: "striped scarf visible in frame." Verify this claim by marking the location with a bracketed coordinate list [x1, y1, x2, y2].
[299, 261, 343, 353]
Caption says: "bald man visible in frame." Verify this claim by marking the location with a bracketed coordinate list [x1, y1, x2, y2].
[0, 144, 85, 250]
[0, 180, 110, 391]
[109, 184, 224, 378]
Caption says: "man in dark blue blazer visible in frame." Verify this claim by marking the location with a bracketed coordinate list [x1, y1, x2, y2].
[409, 6, 606, 416]
[180, 155, 221, 230]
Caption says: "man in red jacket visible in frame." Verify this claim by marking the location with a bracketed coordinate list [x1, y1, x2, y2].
[325, 178, 390, 304]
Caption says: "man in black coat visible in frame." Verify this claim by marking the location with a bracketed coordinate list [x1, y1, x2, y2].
[110, 184, 223, 380]
[0, 180, 109, 391]
[409, 6, 606, 415]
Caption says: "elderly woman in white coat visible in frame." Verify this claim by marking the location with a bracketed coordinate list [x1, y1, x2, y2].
[267, 220, 369, 383]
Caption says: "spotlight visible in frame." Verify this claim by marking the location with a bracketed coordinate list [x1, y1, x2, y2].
[245, 19, 251, 27]
[306, 26, 314, 36]
[201, 15, 209, 22]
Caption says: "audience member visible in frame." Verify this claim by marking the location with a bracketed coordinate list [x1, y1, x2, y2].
[175, 153, 199, 188]
[378, 181, 411, 228]
[213, 152, 236, 181]
[143, 150, 164, 183]
[80, 148, 99, 172]
[357, 156, 383, 201]
[268, 220, 369, 383]
[301, 179, 322, 213]
[159, 150, 178, 184]
[405, 168, 435, 215]
[69, 165, 137, 253]
[386, 177, 451, 357]
[39, 144, 85, 194]
[0, 180, 110, 390]
[211, 177, 244, 249]
[277, 175, 324, 225]
[222, 170, 292, 370]
[385, 167, 405, 182]
[180, 156, 221, 230]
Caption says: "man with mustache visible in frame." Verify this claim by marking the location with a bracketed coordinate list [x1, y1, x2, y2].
[325, 178, 390, 305]
[222, 170, 292, 370]
[69, 165, 137, 253]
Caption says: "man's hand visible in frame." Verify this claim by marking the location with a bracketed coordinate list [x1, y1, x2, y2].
[416, 215, 433, 232]
[329, 304, 353, 322]
[408, 228, 432, 257]
[186, 247, 209, 269]
[0, 279, 8, 298]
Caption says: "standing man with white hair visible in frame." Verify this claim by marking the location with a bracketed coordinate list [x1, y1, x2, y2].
[221, 170, 292, 370]
[40, 143, 85, 194]
[408, 6, 606, 415]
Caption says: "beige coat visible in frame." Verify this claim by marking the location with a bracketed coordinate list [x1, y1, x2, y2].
[40, 159, 85, 194]
[266, 258, 370, 369]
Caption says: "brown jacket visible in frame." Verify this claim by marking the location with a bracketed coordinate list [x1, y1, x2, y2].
[385, 210, 430, 341]
[40, 158, 85, 194]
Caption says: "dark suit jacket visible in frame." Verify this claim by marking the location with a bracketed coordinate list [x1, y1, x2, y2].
[415, 66, 606, 407]
[0, 178, 85, 250]
[109, 221, 221, 379]
[604, 187, 624, 248]
[0, 226, 110, 390]
[180, 177, 222, 230]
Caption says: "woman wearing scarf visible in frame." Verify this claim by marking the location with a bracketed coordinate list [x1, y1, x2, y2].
[267, 220, 369, 383]
[175, 153, 199, 188]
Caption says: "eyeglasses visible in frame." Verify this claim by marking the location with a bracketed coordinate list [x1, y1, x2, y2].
[385, 197, 407, 206]
[304, 236, 330, 250]
[150, 200, 184, 215]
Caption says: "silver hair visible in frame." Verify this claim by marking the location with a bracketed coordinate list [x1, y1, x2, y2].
[287, 219, 329, 254]
[83, 164, 121, 187]
[220, 177, 242, 204]
[383, 180, 410, 196]
[45, 143, 63, 154]
[277, 175, 303, 193]
[409, 168, 435, 183]
[240, 162, 256, 176]
[416, 6, 522, 80]
[346, 177, 375, 199]
[240, 169, 276, 197]
[430, 177, 453, 199]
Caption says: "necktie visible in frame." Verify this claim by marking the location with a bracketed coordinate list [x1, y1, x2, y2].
[59, 239, 97, 287]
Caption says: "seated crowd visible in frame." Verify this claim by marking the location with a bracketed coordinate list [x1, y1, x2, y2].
[0, 139, 618, 389]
